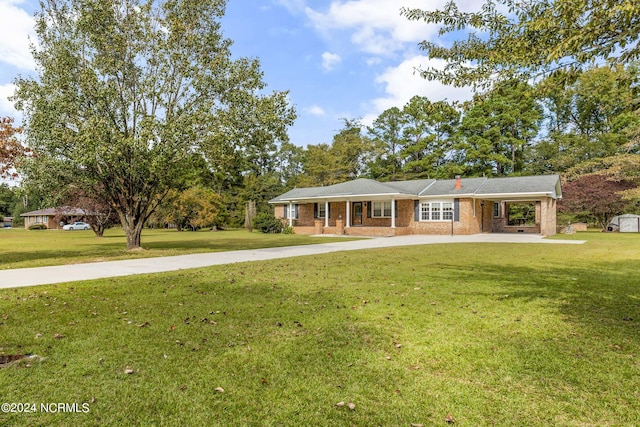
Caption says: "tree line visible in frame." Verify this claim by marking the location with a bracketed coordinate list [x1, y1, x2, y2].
[3, 64, 640, 233]
[2, 0, 640, 246]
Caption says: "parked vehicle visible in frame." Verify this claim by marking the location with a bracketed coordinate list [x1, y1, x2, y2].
[63, 222, 90, 230]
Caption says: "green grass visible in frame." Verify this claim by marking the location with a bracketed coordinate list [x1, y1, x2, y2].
[1, 233, 639, 425]
[0, 228, 358, 269]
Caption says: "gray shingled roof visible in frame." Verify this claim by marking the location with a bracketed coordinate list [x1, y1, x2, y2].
[269, 178, 415, 202]
[270, 175, 561, 203]
[20, 207, 90, 217]
[386, 179, 435, 194]
[419, 177, 488, 196]
[475, 175, 561, 198]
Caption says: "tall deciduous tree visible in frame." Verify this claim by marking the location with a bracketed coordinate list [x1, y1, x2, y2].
[299, 119, 373, 186]
[529, 65, 640, 173]
[402, 0, 640, 87]
[14, 0, 293, 249]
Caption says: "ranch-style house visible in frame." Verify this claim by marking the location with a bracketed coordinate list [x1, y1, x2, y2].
[269, 175, 561, 237]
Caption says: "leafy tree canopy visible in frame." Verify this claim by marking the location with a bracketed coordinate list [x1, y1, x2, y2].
[14, 0, 294, 249]
[0, 117, 25, 179]
[402, 0, 640, 86]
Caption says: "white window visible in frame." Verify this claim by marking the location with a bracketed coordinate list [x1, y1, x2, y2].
[372, 201, 392, 218]
[318, 203, 326, 218]
[284, 204, 298, 219]
[493, 202, 500, 218]
[442, 202, 454, 220]
[421, 200, 454, 221]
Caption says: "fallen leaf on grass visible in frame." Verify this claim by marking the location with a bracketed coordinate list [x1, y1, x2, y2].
[445, 413, 455, 423]
[214, 387, 224, 393]
[54, 333, 64, 339]
[347, 402, 356, 411]
[124, 367, 134, 374]
[335, 402, 345, 407]
[411, 424, 424, 427]
[138, 322, 150, 328]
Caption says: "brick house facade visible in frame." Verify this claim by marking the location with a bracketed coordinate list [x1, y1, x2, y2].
[270, 176, 561, 237]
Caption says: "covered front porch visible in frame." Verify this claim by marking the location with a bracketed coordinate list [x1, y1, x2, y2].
[279, 198, 415, 237]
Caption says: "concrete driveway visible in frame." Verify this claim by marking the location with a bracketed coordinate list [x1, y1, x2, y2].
[0, 234, 584, 289]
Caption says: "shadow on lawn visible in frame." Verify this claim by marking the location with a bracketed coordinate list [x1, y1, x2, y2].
[460, 258, 640, 342]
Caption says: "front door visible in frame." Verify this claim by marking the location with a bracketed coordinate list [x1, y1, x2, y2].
[352, 202, 363, 226]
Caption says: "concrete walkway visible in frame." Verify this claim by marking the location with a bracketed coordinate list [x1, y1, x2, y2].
[0, 234, 585, 289]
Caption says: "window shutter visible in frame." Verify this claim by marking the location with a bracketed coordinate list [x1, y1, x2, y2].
[294, 204, 299, 219]
[454, 198, 460, 221]
[314, 203, 318, 218]
[327, 203, 330, 219]
[367, 201, 372, 218]
[284, 205, 288, 219]
[395, 200, 398, 218]
[414, 200, 419, 221]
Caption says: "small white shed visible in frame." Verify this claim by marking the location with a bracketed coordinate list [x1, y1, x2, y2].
[608, 214, 640, 232]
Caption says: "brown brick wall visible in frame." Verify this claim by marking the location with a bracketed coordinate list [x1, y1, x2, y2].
[409, 198, 482, 235]
[23, 215, 61, 230]
[276, 196, 558, 236]
[540, 197, 557, 236]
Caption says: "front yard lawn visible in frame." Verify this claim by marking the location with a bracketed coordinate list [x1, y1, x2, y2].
[0, 233, 639, 425]
[0, 228, 357, 269]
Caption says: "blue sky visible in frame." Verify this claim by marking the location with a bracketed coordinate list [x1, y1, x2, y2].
[0, 0, 475, 147]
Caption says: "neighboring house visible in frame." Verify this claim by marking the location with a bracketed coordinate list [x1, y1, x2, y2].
[2, 217, 12, 228]
[270, 175, 562, 237]
[20, 207, 89, 230]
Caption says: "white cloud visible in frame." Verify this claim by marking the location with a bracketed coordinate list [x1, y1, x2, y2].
[305, 0, 439, 55]
[321, 51, 341, 71]
[273, 0, 306, 14]
[306, 105, 326, 116]
[364, 57, 382, 66]
[0, 84, 18, 117]
[362, 55, 474, 124]
[0, 0, 36, 70]
[305, 0, 483, 56]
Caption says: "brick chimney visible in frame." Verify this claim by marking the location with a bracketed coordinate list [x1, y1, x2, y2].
[455, 175, 461, 189]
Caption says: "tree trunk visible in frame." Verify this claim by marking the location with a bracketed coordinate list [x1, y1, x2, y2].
[244, 200, 256, 231]
[118, 210, 146, 251]
[91, 224, 105, 237]
[125, 223, 143, 250]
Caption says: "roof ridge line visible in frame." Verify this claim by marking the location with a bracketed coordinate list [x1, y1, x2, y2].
[418, 180, 437, 196]
[473, 177, 489, 196]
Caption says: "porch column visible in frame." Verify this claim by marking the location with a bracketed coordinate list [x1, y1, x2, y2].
[346, 200, 351, 228]
[288, 202, 293, 227]
[391, 198, 396, 228]
[325, 201, 329, 228]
